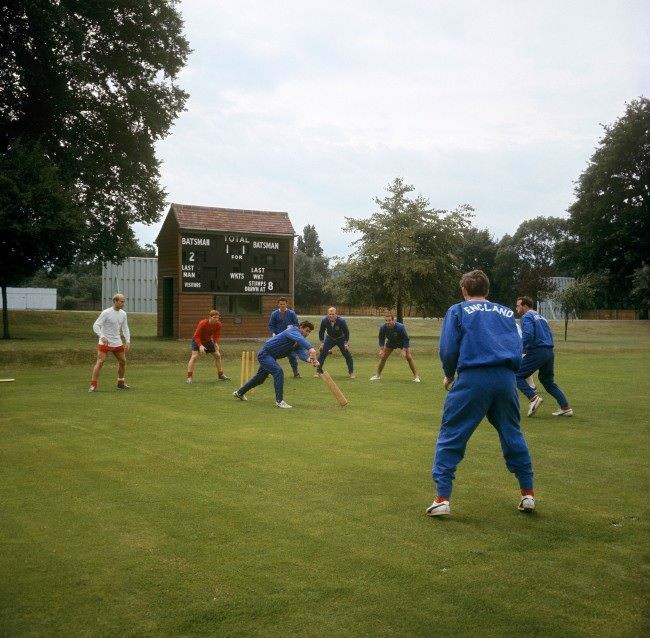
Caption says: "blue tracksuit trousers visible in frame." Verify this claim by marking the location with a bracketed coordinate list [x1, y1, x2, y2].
[516, 347, 569, 408]
[238, 353, 285, 402]
[287, 351, 299, 374]
[318, 336, 354, 373]
[433, 367, 534, 497]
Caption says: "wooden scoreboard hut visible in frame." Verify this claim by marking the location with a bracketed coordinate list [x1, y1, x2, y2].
[156, 204, 296, 339]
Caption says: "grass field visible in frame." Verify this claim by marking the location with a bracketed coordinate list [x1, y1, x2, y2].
[1, 312, 648, 636]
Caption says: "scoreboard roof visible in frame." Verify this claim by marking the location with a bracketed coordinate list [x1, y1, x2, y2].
[167, 203, 296, 237]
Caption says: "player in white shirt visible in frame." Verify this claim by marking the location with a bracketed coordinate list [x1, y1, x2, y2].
[88, 293, 131, 392]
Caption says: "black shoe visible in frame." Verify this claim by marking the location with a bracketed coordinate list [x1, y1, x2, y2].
[117, 383, 130, 390]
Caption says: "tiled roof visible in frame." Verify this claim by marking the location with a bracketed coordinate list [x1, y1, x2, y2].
[169, 204, 295, 236]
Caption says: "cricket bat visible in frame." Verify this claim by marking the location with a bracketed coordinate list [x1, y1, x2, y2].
[320, 371, 349, 407]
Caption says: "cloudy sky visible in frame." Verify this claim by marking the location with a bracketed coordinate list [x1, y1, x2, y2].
[134, 0, 649, 257]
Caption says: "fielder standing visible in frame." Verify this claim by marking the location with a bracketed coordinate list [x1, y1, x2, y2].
[427, 270, 536, 516]
[186, 309, 230, 383]
[515, 296, 573, 417]
[369, 313, 420, 382]
[88, 293, 131, 392]
[317, 307, 355, 378]
[233, 321, 319, 408]
[268, 297, 301, 378]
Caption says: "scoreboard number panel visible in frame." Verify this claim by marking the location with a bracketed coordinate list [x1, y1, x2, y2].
[181, 233, 289, 294]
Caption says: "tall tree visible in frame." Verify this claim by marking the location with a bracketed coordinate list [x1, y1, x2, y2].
[492, 216, 571, 307]
[0, 1, 189, 262]
[296, 224, 324, 257]
[294, 226, 329, 308]
[567, 97, 649, 307]
[551, 275, 598, 341]
[0, 141, 83, 337]
[344, 178, 472, 321]
[457, 226, 498, 283]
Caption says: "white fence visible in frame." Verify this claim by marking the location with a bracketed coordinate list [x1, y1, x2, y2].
[0, 287, 57, 310]
[102, 258, 158, 313]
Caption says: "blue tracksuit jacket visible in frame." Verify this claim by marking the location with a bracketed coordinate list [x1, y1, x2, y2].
[432, 299, 532, 498]
[520, 310, 554, 351]
[439, 300, 522, 377]
[268, 308, 299, 335]
[378, 321, 410, 349]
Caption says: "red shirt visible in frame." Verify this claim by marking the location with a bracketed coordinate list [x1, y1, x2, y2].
[193, 319, 222, 346]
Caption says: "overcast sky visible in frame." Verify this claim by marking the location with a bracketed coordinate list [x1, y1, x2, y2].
[134, 0, 649, 258]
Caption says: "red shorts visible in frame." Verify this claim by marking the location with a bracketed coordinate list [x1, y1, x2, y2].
[97, 344, 125, 353]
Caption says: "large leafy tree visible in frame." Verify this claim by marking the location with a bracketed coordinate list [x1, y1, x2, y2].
[344, 178, 472, 320]
[0, 0, 189, 336]
[491, 216, 571, 307]
[0, 140, 83, 337]
[0, 2, 190, 251]
[566, 97, 649, 307]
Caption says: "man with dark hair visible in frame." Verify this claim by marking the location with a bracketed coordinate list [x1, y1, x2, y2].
[427, 269, 536, 517]
[515, 296, 573, 417]
[268, 297, 301, 378]
[317, 307, 355, 378]
[233, 321, 319, 408]
[186, 309, 230, 383]
[369, 313, 420, 382]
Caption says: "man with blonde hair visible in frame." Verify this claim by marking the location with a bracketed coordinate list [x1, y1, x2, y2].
[88, 293, 131, 392]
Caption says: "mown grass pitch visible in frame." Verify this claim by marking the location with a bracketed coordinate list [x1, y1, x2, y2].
[0, 312, 648, 636]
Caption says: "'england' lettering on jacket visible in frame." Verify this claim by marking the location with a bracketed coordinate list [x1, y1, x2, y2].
[463, 303, 513, 317]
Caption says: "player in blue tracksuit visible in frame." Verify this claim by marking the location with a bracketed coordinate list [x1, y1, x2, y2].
[317, 307, 354, 378]
[268, 297, 301, 378]
[233, 321, 318, 408]
[426, 270, 536, 517]
[515, 296, 573, 417]
[369, 313, 420, 382]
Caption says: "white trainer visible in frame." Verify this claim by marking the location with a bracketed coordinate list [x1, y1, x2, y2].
[527, 395, 543, 417]
[186, 378, 192, 384]
[518, 495, 536, 512]
[552, 408, 574, 417]
[275, 400, 292, 408]
[349, 372, 356, 379]
[369, 374, 381, 381]
[426, 500, 450, 516]
[233, 390, 247, 401]
[413, 376, 421, 383]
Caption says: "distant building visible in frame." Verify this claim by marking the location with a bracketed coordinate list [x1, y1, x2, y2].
[102, 257, 158, 313]
[155, 203, 296, 339]
[0, 288, 57, 310]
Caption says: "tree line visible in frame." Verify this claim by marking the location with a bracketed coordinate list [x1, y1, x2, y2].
[1, 2, 647, 337]
[295, 97, 649, 321]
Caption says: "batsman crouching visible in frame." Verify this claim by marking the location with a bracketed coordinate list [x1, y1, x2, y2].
[427, 270, 536, 517]
[233, 321, 319, 409]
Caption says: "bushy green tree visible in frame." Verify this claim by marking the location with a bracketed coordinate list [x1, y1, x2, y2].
[0, 141, 83, 337]
[551, 275, 598, 341]
[0, 1, 189, 264]
[344, 178, 472, 320]
[491, 216, 571, 307]
[567, 97, 649, 307]
[294, 226, 329, 308]
[630, 264, 650, 319]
